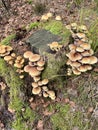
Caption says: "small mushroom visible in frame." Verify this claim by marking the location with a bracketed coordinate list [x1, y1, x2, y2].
[33, 76, 40, 82]
[80, 43, 91, 50]
[37, 60, 45, 67]
[32, 87, 41, 95]
[4, 56, 12, 61]
[43, 92, 49, 97]
[42, 79, 49, 85]
[24, 65, 32, 72]
[29, 54, 40, 62]
[55, 15, 61, 21]
[89, 56, 98, 64]
[37, 66, 44, 71]
[76, 46, 84, 52]
[41, 14, 49, 21]
[72, 68, 81, 75]
[24, 51, 33, 59]
[47, 12, 53, 18]
[29, 67, 41, 77]
[42, 86, 48, 91]
[47, 90, 56, 100]
[32, 82, 38, 88]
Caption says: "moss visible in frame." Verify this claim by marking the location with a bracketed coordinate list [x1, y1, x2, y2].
[41, 20, 71, 44]
[0, 59, 37, 130]
[42, 52, 66, 80]
[50, 103, 90, 130]
[1, 34, 16, 45]
[28, 22, 39, 31]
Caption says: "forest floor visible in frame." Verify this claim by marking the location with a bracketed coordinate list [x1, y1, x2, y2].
[0, 0, 98, 130]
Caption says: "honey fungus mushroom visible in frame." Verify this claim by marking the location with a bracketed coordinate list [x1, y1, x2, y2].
[0, 45, 13, 57]
[48, 42, 63, 51]
[66, 24, 98, 75]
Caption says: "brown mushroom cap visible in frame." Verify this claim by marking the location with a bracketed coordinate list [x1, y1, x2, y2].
[4, 56, 12, 61]
[32, 87, 41, 95]
[41, 14, 49, 21]
[23, 51, 33, 59]
[37, 66, 44, 71]
[55, 15, 61, 21]
[38, 81, 43, 86]
[29, 67, 41, 77]
[0, 47, 6, 54]
[11, 53, 16, 57]
[76, 46, 84, 52]
[66, 51, 82, 61]
[72, 68, 81, 75]
[37, 60, 45, 67]
[19, 75, 24, 79]
[14, 63, 23, 68]
[74, 40, 83, 46]
[72, 61, 81, 67]
[47, 90, 56, 100]
[79, 57, 91, 64]
[33, 76, 40, 82]
[24, 65, 32, 72]
[80, 43, 91, 50]
[76, 33, 86, 39]
[32, 82, 38, 88]
[89, 56, 98, 64]
[20, 59, 25, 64]
[78, 65, 88, 72]
[47, 12, 53, 18]
[42, 86, 48, 91]
[66, 59, 72, 65]
[69, 44, 76, 51]
[17, 56, 22, 60]
[29, 54, 40, 62]
[43, 92, 49, 97]
[42, 79, 49, 85]
[8, 60, 14, 65]
[6, 46, 13, 51]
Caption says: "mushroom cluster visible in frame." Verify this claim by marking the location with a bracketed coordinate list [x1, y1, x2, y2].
[0, 44, 25, 79]
[41, 12, 53, 21]
[66, 23, 98, 75]
[23, 51, 56, 100]
[48, 42, 63, 52]
[0, 44, 13, 57]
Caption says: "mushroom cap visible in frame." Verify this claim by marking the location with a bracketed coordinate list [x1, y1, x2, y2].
[55, 15, 61, 21]
[81, 50, 93, 57]
[72, 68, 81, 75]
[42, 86, 48, 91]
[79, 57, 91, 64]
[66, 51, 82, 61]
[74, 40, 83, 46]
[17, 56, 22, 60]
[79, 25, 87, 31]
[48, 42, 59, 48]
[4, 56, 12, 61]
[19, 75, 24, 79]
[37, 60, 45, 67]
[69, 44, 76, 51]
[0, 47, 6, 54]
[24, 65, 32, 72]
[41, 15, 48, 21]
[32, 87, 41, 95]
[47, 12, 53, 18]
[29, 54, 40, 62]
[71, 23, 77, 28]
[38, 81, 43, 86]
[14, 63, 22, 68]
[80, 43, 91, 50]
[42, 79, 49, 85]
[37, 66, 44, 71]
[29, 67, 41, 77]
[20, 59, 25, 64]
[32, 82, 38, 88]
[76, 33, 86, 39]
[89, 56, 98, 64]
[76, 46, 84, 52]
[47, 90, 55, 97]
[23, 51, 33, 59]
[78, 65, 88, 72]
[6, 46, 13, 51]
[8, 60, 14, 65]
[43, 92, 49, 97]
[72, 61, 81, 67]
[11, 53, 16, 57]
[33, 76, 40, 82]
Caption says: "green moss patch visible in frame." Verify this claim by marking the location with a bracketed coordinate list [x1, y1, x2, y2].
[1, 34, 16, 45]
[50, 103, 90, 130]
[0, 59, 37, 130]
[41, 20, 71, 44]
